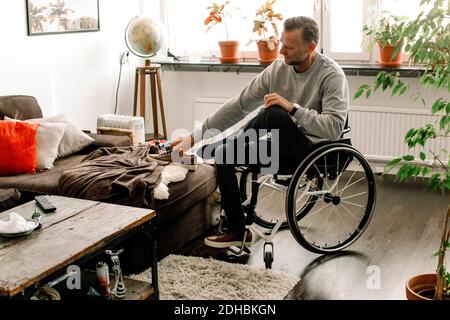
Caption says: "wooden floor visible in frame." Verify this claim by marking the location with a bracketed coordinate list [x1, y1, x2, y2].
[177, 174, 449, 300]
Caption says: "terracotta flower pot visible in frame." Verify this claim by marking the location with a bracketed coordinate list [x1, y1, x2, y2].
[218, 40, 240, 64]
[257, 40, 280, 65]
[378, 42, 403, 68]
[405, 273, 437, 300]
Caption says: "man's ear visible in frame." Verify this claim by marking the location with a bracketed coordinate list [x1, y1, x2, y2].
[308, 41, 317, 53]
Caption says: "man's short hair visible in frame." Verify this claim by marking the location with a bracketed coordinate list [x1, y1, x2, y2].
[284, 16, 319, 45]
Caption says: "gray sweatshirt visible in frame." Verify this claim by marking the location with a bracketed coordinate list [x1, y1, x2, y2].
[195, 53, 349, 144]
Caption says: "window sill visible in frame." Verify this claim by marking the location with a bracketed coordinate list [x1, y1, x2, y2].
[155, 58, 425, 78]
[156, 58, 271, 74]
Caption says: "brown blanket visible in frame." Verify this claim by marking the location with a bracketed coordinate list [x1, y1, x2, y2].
[58, 145, 163, 208]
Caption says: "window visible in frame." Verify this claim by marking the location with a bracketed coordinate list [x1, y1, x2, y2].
[322, 0, 371, 61]
[329, 0, 364, 53]
[159, 0, 426, 63]
[379, 0, 432, 20]
[163, 0, 316, 59]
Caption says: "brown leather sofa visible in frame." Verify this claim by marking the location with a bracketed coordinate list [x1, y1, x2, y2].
[0, 95, 217, 265]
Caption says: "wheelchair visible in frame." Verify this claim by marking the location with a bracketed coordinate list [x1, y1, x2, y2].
[216, 127, 377, 269]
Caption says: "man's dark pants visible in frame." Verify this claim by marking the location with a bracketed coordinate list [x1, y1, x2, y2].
[202, 106, 313, 232]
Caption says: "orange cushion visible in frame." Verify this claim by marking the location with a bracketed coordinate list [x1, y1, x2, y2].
[0, 121, 39, 175]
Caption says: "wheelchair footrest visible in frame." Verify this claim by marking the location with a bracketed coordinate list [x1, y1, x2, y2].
[228, 245, 252, 255]
[226, 229, 252, 255]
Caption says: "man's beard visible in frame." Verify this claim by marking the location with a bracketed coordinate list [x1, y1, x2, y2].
[286, 50, 309, 66]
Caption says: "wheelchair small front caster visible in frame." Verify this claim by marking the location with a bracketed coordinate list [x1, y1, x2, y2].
[264, 251, 273, 269]
[263, 242, 274, 269]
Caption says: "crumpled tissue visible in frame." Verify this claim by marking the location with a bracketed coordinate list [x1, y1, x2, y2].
[153, 164, 189, 200]
[0, 212, 36, 233]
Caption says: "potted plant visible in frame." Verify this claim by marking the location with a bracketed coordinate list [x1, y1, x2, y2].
[204, 1, 240, 63]
[249, 0, 283, 64]
[354, 0, 449, 300]
[362, 14, 408, 67]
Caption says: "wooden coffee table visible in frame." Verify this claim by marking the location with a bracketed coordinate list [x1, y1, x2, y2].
[0, 196, 158, 300]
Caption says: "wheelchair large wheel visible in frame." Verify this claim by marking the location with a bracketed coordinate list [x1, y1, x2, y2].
[239, 169, 324, 229]
[286, 144, 376, 254]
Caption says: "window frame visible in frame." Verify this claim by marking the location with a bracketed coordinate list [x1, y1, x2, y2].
[160, 0, 322, 61]
[156, 0, 424, 64]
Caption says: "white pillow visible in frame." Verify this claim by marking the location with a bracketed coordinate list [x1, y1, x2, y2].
[4, 117, 66, 170]
[35, 122, 66, 170]
[29, 114, 94, 158]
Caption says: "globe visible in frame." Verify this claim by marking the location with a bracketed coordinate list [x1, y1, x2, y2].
[125, 16, 164, 58]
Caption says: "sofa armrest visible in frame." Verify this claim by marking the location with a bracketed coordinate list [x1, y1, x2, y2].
[86, 133, 132, 147]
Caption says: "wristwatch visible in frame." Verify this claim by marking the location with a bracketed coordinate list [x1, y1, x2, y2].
[289, 104, 299, 116]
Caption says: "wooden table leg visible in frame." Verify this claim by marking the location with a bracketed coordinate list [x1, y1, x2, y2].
[133, 69, 139, 116]
[139, 69, 146, 118]
[142, 220, 159, 300]
[149, 71, 159, 138]
[152, 238, 159, 300]
[156, 69, 167, 139]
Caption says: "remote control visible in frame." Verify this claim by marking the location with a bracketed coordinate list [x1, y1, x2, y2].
[35, 195, 57, 213]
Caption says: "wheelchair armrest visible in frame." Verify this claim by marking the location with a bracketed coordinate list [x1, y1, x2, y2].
[342, 127, 351, 135]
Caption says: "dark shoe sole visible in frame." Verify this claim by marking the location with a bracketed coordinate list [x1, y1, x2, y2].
[204, 238, 252, 249]
[147, 156, 170, 165]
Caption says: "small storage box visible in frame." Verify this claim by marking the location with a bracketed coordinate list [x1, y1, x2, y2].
[97, 114, 145, 146]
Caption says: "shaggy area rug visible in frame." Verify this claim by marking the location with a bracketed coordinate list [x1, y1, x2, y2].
[130, 255, 299, 300]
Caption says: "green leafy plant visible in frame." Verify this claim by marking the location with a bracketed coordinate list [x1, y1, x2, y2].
[354, 0, 449, 300]
[362, 13, 408, 61]
[250, 0, 283, 50]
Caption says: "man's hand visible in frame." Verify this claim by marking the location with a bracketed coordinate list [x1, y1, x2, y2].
[171, 134, 194, 153]
[263, 93, 294, 113]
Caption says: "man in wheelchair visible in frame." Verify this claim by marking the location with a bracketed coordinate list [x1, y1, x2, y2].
[173, 16, 350, 249]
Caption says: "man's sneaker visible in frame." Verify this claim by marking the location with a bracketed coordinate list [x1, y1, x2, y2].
[204, 229, 252, 249]
[147, 149, 198, 170]
[147, 149, 172, 165]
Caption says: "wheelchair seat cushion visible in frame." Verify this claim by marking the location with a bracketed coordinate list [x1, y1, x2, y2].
[311, 137, 351, 151]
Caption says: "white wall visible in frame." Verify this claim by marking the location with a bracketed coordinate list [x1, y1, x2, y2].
[160, 71, 256, 138]
[0, 0, 141, 131]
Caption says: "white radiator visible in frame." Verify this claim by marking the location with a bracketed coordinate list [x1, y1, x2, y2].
[194, 98, 448, 162]
[349, 105, 448, 162]
[194, 97, 228, 122]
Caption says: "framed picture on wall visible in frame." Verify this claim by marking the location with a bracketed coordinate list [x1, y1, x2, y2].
[26, 0, 100, 35]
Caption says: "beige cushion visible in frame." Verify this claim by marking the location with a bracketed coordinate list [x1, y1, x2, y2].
[35, 122, 66, 170]
[29, 114, 94, 158]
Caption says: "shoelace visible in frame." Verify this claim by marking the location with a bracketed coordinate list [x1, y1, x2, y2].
[148, 149, 171, 158]
[158, 150, 171, 157]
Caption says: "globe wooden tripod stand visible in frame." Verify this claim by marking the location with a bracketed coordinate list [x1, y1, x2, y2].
[133, 59, 167, 140]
